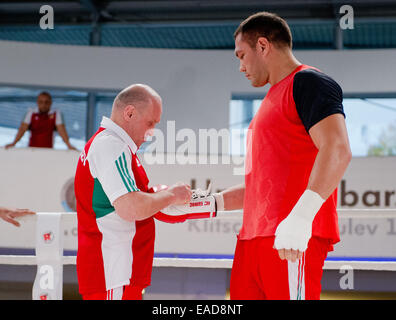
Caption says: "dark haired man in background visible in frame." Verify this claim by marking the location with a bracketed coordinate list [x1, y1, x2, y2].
[5, 91, 76, 150]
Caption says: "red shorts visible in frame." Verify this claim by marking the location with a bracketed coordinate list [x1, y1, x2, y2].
[230, 236, 332, 300]
[82, 284, 144, 300]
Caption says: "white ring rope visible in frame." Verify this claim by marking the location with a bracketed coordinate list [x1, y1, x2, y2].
[11, 209, 396, 222]
[1, 254, 396, 272]
[1, 210, 396, 299]
[0, 210, 396, 289]
[1, 255, 396, 272]
[217, 209, 396, 219]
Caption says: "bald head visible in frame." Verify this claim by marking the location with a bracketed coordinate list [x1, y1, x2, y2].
[112, 84, 161, 114]
[111, 84, 162, 148]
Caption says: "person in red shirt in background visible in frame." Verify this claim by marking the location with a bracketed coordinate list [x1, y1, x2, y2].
[209, 12, 352, 300]
[5, 91, 77, 150]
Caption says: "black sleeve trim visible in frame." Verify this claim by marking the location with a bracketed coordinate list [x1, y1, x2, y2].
[293, 69, 345, 133]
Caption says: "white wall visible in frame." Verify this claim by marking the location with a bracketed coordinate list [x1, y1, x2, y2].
[1, 40, 396, 138]
[1, 42, 396, 260]
[0, 147, 395, 258]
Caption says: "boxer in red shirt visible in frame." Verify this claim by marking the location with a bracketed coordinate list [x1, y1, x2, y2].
[193, 12, 351, 300]
[5, 91, 76, 150]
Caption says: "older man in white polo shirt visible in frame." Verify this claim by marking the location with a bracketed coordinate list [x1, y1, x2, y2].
[74, 84, 192, 300]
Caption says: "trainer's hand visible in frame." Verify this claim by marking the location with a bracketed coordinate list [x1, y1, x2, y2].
[167, 183, 192, 205]
[0, 207, 35, 227]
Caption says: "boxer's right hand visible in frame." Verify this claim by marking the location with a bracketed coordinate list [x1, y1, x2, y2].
[167, 182, 192, 205]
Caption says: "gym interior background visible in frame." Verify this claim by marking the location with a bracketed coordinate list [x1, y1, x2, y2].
[0, 0, 396, 300]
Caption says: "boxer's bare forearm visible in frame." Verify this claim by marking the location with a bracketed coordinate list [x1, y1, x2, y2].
[307, 144, 351, 199]
[307, 114, 352, 200]
[220, 183, 245, 210]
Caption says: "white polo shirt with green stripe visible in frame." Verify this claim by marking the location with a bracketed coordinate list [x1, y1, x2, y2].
[75, 116, 142, 294]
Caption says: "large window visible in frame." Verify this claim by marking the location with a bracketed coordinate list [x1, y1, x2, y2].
[0, 86, 163, 153]
[229, 96, 396, 157]
[229, 98, 261, 156]
[0, 87, 87, 150]
[95, 92, 117, 132]
[343, 98, 396, 156]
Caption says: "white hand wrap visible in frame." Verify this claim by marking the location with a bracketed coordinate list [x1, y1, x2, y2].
[160, 194, 216, 218]
[155, 183, 219, 223]
[274, 190, 325, 252]
[212, 192, 224, 211]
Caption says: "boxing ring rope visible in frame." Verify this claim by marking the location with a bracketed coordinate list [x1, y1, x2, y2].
[1, 209, 396, 299]
[2, 254, 396, 271]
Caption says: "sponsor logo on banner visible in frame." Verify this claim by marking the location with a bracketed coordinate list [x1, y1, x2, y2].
[42, 231, 54, 244]
[40, 293, 49, 300]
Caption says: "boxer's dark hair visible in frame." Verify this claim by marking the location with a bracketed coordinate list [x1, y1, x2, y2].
[234, 12, 292, 49]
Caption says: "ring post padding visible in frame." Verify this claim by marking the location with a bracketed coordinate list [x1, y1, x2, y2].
[32, 212, 64, 300]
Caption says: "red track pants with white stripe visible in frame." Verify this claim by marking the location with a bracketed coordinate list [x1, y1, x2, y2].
[82, 284, 144, 300]
[230, 236, 332, 300]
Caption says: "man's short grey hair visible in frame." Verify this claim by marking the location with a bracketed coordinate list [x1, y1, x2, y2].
[113, 84, 161, 110]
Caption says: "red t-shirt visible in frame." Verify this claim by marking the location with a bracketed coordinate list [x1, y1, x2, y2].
[239, 65, 342, 244]
[23, 109, 62, 148]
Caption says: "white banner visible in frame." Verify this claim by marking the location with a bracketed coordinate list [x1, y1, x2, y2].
[0, 148, 395, 258]
[32, 212, 63, 300]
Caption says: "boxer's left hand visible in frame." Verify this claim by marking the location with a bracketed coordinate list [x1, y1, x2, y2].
[274, 214, 311, 262]
[273, 190, 325, 262]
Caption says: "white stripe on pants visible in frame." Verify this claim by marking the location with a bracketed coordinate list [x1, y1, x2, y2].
[287, 253, 306, 300]
[106, 287, 123, 300]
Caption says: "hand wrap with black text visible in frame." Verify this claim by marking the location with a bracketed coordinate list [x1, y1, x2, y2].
[152, 183, 224, 224]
